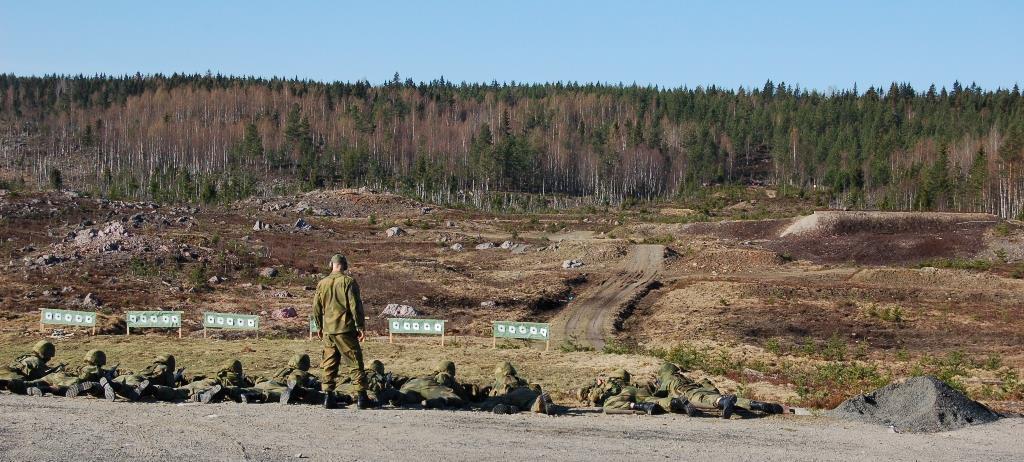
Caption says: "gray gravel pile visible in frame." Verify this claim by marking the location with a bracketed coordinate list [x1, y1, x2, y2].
[829, 376, 1000, 433]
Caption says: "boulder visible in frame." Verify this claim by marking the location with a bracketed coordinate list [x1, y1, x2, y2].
[379, 303, 419, 317]
[510, 243, 531, 254]
[475, 242, 495, 250]
[253, 220, 270, 231]
[450, 243, 465, 252]
[386, 227, 405, 237]
[271, 307, 298, 319]
[500, 241, 514, 249]
[294, 218, 313, 230]
[208, 275, 223, 285]
[562, 259, 584, 269]
[82, 292, 102, 307]
[259, 267, 279, 278]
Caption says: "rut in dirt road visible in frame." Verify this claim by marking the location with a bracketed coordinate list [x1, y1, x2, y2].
[558, 244, 663, 350]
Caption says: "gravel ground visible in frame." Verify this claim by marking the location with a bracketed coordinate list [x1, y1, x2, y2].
[1, 395, 1021, 461]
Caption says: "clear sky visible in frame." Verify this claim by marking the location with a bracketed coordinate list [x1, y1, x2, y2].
[1, 0, 1021, 91]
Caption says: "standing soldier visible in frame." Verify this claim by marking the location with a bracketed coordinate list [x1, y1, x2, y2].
[314, 254, 375, 409]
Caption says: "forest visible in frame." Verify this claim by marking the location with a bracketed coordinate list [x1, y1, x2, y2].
[1, 73, 1022, 217]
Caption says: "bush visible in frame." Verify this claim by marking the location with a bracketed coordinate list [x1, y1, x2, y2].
[558, 336, 594, 353]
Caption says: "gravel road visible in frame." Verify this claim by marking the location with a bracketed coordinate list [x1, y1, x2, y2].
[559, 244, 663, 350]
[1, 395, 1020, 461]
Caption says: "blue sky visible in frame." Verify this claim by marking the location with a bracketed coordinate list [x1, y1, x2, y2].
[1, 0, 1021, 91]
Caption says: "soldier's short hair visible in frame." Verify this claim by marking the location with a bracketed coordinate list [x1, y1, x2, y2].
[329, 254, 348, 270]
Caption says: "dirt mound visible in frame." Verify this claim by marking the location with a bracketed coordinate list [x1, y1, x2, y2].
[829, 376, 999, 433]
[769, 211, 998, 265]
[780, 211, 997, 237]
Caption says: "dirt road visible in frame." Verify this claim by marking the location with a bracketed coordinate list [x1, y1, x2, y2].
[557, 244, 663, 349]
[0, 395, 1020, 461]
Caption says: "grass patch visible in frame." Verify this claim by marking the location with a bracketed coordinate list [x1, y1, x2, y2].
[918, 258, 993, 271]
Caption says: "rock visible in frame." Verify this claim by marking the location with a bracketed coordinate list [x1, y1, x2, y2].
[562, 259, 584, 269]
[102, 241, 123, 252]
[294, 218, 313, 231]
[273, 290, 293, 298]
[385, 227, 405, 237]
[475, 242, 495, 250]
[480, 300, 497, 308]
[259, 267, 279, 278]
[272, 307, 298, 319]
[379, 303, 419, 317]
[208, 276, 223, 285]
[35, 254, 61, 266]
[253, 220, 270, 231]
[311, 207, 335, 217]
[421, 207, 433, 214]
[101, 222, 127, 237]
[450, 243, 464, 252]
[82, 292, 102, 307]
[500, 241, 514, 249]
[510, 244, 530, 254]
[129, 213, 145, 224]
[445, 220, 455, 228]
[74, 229, 97, 245]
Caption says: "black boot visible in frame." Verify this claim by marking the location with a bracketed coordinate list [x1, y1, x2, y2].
[718, 394, 737, 419]
[133, 380, 150, 401]
[194, 385, 221, 404]
[280, 379, 297, 405]
[66, 381, 97, 398]
[422, 398, 447, 409]
[492, 403, 510, 414]
[323, 391, 338, 409]
[632, 402, 658, 415]
[99, 377, 116, 402]
[669, 397, 701, 417]
[356, 391, 377, 409]
[749, 400, 784, 414]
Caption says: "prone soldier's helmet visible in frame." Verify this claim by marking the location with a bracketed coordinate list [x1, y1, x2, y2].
[370, 360, 385, 375]
[494, 361, 517, 379]
[84, 349, 106, 366]
[288, 354, 311, 371]
[155, 354, 176, 370]
[658, 362, 680, 379]
[436, 360, 456, 377]
[220, 359, 243, 375]
[33, 340, 56, 360]
[609, 368, 630, 383]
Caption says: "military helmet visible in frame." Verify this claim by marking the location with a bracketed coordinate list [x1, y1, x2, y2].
[33, 340, 55, 359]
[155, 354, 176, 370]
[370, 360, 385, 375]
[658, 362, 680, 378]
[288, 354, 311, 371]
[220, 359, 243, 375]
[436, 360, 456, 377]
[609, 368, 630, 382]
[84, 349, 106, 366]
[494, 361, 517, 379]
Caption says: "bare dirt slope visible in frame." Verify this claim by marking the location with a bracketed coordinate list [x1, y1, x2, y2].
[0, 395, 1020, 462]
[556, 244, 663, 349]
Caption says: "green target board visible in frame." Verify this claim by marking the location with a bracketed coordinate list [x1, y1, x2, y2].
[41, 308, 97, 327]
[493, 321, 550, 341]
[310, 316, 319, 333]
[127, 311, 182, 328]
[203, 312, 259, 330]
[388, 318, 445, 335]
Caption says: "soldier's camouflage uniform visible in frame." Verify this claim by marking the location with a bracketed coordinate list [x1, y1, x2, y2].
[253, 354, 322, 404]
[1, 341, 57, 391]
[398, 360, 475, 409]
[576, 368, 631, 406]
[23, 349, 113, 398]
[480, 362, 555, 414]
[602, 385, 665, 414]
[338, 360, 403, 405]
[313, 270, 367, 395]
[114, 354, 181, 401]
[654, 363, 751, 411]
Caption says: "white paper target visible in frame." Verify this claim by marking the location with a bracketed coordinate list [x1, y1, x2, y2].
[434, 323, 443, 331]
[497, 325, 506, 333]
[539, 328, 547, 336]
[216, 317, 225, 325]
[518, 326, 527, 334]
[247, 319, 255, 327]
[403, 322, 411, 330]
[45, 312, 53, 320]
[74, 315, 83, 322]
[207, 315, 215, 324]
[422, 323, 431, 331]
[392, 321, 400, 329]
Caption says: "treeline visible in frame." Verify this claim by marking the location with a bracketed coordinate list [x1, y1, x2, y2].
[1, 73, 1023, 217]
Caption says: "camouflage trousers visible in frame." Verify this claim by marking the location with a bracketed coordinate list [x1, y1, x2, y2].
[321, 333, 365, 393]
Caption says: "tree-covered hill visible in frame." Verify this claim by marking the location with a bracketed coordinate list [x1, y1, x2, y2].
[1, 73, 1022, 217]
